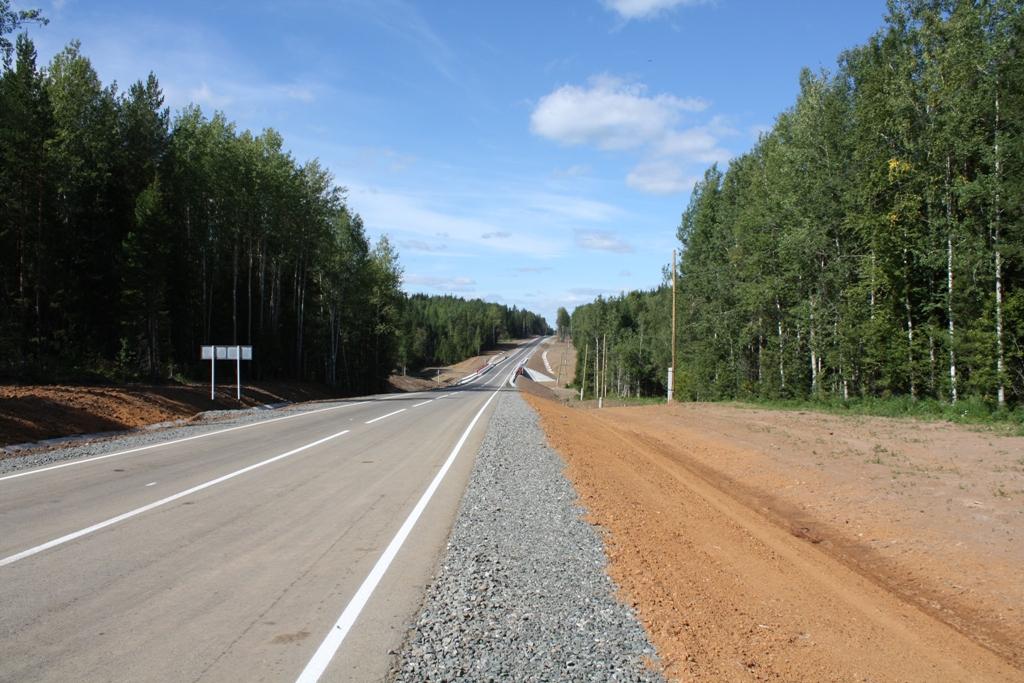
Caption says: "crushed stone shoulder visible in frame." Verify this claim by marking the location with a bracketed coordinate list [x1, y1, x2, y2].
[390, 389, 662, 682]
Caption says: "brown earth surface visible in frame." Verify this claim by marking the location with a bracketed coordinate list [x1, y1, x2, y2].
[522, 392, 1024, 682]
[524, 337, 578, 400]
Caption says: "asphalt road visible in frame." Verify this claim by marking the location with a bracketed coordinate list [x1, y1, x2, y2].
[0, 338, 543, 682]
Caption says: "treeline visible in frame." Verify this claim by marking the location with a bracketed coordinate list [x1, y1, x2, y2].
[0, 35, 404, 392]
[575, 1, 1023, 410]
[0, 31, 550, 392]
[399, 294, 550, 370]
[570, 289, 672, 399]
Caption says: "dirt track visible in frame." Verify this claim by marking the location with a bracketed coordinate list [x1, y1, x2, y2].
[523, 393, 1024, 681]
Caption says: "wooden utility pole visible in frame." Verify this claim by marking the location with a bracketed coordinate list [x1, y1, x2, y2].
[669, 249, 677, 403]
[595, 335, 601, 407]
[601, 333, 608, 407]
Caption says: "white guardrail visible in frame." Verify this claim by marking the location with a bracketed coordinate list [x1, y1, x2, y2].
[455, 353, 507, 386]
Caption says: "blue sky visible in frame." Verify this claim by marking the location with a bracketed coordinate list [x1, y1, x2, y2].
[21, 0, 889, 325]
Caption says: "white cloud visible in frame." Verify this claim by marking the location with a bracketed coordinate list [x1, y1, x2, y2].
[603, 0, 708, 20]
[400, 239, 447, 252]
[531, 75, 708, 151]
[656, 126, 732, 166]
[404, 275, 476, 292]
[626, 160, 698, 195]
[575, 229, 634, 253]
[553, 164, 592, 178]
[481, 231, 511, 239]
[531, 74, 731, 196]
[348, 186, 562, 259]
[345, 0, 457, 83]
[525, 193, 622, 223]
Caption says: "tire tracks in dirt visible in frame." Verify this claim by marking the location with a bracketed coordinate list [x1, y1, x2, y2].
[522, 392, 1023, 682]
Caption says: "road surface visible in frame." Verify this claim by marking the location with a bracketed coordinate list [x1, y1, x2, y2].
[0, 338, 544, 682]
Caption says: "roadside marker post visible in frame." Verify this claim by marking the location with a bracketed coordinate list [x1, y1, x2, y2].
[201, 345, 254, 401]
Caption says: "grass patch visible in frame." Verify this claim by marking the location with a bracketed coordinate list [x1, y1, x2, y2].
[724, 396, 1024, 435]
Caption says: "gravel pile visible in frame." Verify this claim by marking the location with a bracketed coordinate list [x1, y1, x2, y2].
[391, 390, 663, 682]
[0, 401, 345, 476]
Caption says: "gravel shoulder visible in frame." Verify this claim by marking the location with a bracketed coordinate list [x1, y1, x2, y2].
[390, 389, 662, 682]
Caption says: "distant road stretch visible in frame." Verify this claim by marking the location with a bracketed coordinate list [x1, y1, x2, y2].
[0, 338, 545, 683]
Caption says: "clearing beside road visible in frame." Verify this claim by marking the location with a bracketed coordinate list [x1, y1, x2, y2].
[523, 394, 1024, 681]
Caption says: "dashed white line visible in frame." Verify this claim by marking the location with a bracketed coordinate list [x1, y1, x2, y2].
[0, 429, 351, 568]
[412, 400, 432, 408]
[145, 482, 156, 487]
[0, 401, 370, 484]
[365, 409, 406, 425]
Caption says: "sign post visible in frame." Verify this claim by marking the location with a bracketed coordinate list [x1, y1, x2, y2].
[201, 345, 253, 401]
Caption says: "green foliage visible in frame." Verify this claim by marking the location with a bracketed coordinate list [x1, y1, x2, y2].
[570, 288, 672, 400]
[399, 294, 549, 370]
[555, 306, 570, 341]
[0, 0, 46, 67]
[0, 36, 406, 392]
[574, 1, 1023, 415]
[734, 396, 1024, 435]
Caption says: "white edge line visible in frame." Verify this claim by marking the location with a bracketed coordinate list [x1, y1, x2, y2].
[0, 401, 370, 484]
[0, 429, 350, 568]
[364, 409, 406, 425]
[411, 400, 432, 408]
[295, 376, 510, 682]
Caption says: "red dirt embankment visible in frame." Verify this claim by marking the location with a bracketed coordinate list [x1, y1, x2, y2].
[0, 382, 339, 449]
[523, 394, 1024, 682]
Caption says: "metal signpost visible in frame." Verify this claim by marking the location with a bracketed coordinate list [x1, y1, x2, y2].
[201, 345, 254, 400]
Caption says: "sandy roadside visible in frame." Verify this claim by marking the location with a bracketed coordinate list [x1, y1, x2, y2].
[523, 392, 1024, 682]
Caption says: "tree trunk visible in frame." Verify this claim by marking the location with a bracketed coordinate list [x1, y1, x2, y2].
[903, 248, 916, 399]
[809, 295, 818, 395]
[946, 156, 958, 404]
[993, 88, 1006, 406]
[776, 298, 786, 390]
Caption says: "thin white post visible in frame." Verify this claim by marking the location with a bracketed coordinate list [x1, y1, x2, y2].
[236, 345, 242, 400]
[670, 249, 676, 404]
[211, 354, 216, 400]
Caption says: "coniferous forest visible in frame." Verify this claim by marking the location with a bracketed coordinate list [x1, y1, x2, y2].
[573, 1, 1024, 414]
[0, 19, 547, 392]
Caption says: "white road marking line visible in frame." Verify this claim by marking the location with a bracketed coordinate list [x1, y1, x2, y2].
[295, 384, 504, 683]
[0, 430, 351, 568]
[365, 409, 406, 424]
[145, 482, 156, 487]
[0, 401, 370, 484]
[542, 349, 555, 375]
[412, 400, 432, 408]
